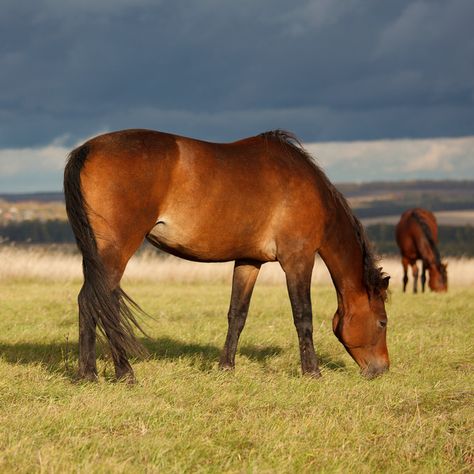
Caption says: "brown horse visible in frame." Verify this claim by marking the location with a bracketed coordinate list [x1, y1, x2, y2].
[64, 129, 390, 383]
[395, 208, 447, 293]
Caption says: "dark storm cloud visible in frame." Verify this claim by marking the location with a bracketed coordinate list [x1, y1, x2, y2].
[1, 0, 473, 148]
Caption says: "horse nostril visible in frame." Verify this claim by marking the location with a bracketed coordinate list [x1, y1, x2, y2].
[378, 320, 387, 328]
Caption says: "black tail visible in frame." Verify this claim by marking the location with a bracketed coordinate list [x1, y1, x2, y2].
[64, 144, 147, 358]
[411, 210, 441, 266]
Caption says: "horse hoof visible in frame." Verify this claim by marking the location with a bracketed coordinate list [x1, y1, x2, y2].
[77, 371, 98, 382]
[218, 362, 235, 371]
[116, 371, 136, 385]
[303, 369, 322, 379]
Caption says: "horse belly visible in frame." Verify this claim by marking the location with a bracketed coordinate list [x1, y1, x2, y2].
[146, 217, 276, 262]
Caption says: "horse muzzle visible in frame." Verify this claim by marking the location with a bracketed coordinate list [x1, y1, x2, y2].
[360, 360, 389, 379]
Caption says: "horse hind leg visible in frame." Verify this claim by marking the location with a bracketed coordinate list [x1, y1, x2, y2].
[402, 257, 409, 292]
[411, 262, 419, 294]
[95, 239, 147, 382]
[280, 254, 320, 377]
[78, 283, 99, 381]
[219, 259, 261, 370]
[78, 228, 147, 383]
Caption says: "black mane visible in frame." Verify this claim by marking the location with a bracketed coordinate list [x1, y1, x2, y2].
[411, 210, 443, 267]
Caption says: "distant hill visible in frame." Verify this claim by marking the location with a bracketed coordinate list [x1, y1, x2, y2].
[338, 180, 474, 223]
[337, 179, 474, 196]
[0, 192, 64, 203]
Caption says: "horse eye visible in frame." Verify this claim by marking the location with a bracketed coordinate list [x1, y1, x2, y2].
[378, 320, 387, 328]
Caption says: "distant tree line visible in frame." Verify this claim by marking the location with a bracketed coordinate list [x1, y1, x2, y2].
[0, 219, 74, 244]
[0, 192, 64, 203]
[1, 219, 473, 257]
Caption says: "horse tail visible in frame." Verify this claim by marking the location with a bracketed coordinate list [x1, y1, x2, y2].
[411, 210, 441, 266]
[64, 144, 147, 358]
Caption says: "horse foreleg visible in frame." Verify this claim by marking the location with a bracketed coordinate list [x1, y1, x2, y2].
[411, 262, 419, 294]
[281, 255, 320, 377]
[219, 259, 261, 370]
[402, 257, 409, 292]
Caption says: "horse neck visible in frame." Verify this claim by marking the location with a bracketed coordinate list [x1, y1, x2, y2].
[413, 229, 441, 271]
[421, 242, 440, 268]
[318, 204, 367, 310]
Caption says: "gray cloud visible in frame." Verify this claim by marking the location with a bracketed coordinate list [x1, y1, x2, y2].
[0, 0, 473, 149]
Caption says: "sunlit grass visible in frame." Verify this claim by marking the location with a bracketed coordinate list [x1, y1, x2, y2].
[0, 278, 472, 472]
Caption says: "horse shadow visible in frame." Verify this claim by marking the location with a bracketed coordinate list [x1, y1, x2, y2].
[0, 336, 346, 380]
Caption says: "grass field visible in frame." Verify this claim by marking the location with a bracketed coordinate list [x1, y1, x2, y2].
[0, 250, 473, 472]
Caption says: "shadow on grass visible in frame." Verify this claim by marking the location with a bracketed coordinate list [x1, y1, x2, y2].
[0, 336, 345, 379]
[0, 339, 79, 380]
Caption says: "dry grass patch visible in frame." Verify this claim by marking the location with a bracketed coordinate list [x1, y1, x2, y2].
[1, 246, 474, 288]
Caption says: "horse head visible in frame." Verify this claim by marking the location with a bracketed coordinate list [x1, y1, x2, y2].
[332, 274, 390, 379]
[429, 261, 448, 292]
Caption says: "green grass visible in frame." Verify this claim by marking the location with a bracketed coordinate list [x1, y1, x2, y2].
[0, 280, 472, 473]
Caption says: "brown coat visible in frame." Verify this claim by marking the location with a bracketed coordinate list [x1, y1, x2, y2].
[396, 208, 447, 293]
[64, 129, 390, 382]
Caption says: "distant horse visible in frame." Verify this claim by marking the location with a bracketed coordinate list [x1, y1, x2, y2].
[64, 129, 390, 383]
[395, 208, 447, 293]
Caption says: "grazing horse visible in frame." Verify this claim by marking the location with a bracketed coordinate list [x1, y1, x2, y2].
[395, 208, 447, 293]
[64, 129, 390, 383]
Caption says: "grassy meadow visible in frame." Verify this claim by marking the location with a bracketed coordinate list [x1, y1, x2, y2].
[0, 249, 473, 472]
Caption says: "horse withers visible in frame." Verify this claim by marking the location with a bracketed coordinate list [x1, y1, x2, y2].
[395, 208, 447, 293]
[64, 129, 390, 382]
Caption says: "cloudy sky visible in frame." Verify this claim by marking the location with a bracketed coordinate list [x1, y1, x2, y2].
[1, 0, 473, 192]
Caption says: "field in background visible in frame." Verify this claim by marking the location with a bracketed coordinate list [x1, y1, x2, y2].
[1, 246, 474, 288]
[0, 276, 472, 472]
[0, 198, 65, 224]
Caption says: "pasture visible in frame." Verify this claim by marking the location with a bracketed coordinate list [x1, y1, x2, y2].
[0, 249, 473, 472]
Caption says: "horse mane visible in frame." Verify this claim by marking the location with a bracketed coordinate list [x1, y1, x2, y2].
[260, 130, 387, 299]
[411, 210, 442, 267]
